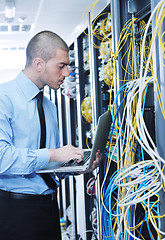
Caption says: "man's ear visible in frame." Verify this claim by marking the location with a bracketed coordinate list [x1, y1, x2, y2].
[33, 58, 45, 72]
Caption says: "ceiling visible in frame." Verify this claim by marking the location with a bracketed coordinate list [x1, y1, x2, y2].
[0, 0, 109, 83]
[0, 0, 108, 49]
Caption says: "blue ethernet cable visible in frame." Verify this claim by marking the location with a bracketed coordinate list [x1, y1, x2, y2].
[103, 83, 133, 185]
[138, 216, 146, 238]
[102, 170, 119, 239]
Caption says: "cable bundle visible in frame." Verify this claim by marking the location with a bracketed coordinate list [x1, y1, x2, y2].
[81, 97, 93, 124]
[61, 76, 77, 99]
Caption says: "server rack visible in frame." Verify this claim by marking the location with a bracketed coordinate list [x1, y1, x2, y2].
[76, 27, 98, 240]
[134, 3, 157, 238]
[109, 0, 160, 239]
[151, 0, 165, 237]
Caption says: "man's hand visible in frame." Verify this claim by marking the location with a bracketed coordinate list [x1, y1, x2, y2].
[49, 145, 84, 163]
[75, 149, 103, 175]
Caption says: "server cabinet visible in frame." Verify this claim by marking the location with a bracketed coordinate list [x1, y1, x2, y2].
[107, 0, 159, 239]
[76, 28, 98, 240]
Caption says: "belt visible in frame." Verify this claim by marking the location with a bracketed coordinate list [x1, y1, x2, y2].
[0, 189, 57, 201]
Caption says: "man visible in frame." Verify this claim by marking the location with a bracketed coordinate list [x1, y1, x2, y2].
[0, 30, 102, 240]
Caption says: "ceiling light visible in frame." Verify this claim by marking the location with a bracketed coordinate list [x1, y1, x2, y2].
[5, 0, 15, 22]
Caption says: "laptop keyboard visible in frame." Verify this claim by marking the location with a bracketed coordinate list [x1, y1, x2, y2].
[63, 150, 91, 167]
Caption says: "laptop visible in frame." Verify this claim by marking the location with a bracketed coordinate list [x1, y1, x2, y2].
[36, 110, 111, 173]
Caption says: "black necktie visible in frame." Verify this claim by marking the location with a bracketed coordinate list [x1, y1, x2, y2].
[36, 92, 57, 191]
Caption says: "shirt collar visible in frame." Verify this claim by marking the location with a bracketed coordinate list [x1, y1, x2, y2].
[16, 71, 42, 102]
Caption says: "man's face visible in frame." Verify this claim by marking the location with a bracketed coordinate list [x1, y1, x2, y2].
[42, 48, 70, 90]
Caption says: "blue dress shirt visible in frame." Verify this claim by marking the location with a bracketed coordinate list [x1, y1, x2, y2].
[0, 71, 61, 195]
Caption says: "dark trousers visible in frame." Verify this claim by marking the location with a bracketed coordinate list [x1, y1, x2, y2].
[0, 191, 62, 240]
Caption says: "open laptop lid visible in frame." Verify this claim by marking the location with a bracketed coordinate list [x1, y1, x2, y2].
[36, 110, 111, 173]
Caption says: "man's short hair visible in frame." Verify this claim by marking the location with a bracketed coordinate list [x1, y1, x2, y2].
[25, 30, 69, 67]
